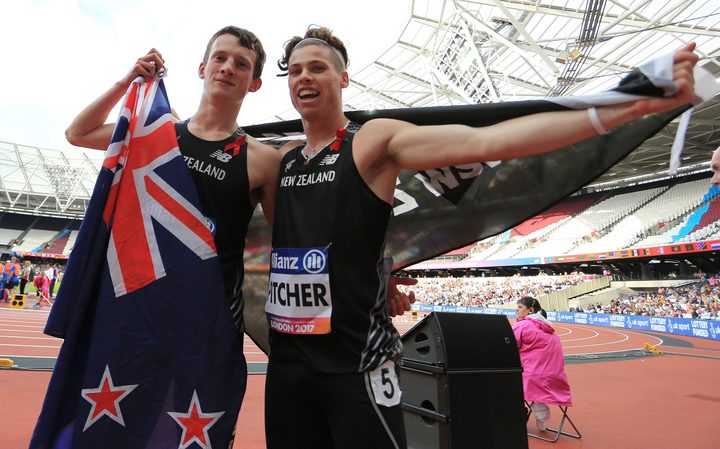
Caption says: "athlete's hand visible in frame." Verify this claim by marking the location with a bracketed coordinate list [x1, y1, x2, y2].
[387, 276, 417, 317]
[120, 48, 165, 88]
[634, 42, 698, 116]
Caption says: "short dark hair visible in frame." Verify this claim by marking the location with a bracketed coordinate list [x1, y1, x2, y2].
[203, 26, 266, 79]
[278, 25, 349, 74]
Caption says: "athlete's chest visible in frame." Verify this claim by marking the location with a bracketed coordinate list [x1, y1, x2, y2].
[179, 135, 247, 184]
[278, 150, 347, 192]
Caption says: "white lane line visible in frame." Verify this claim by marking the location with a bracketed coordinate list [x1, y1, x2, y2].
[0, 318, 49, 324]
[0, 343, 61, 349]
[561, 328, 600, 343]
[0, 324, 46, 330]
[0, 335, 63, 341]
[0, 310, 50, 315]
[563, 327, 630, 349]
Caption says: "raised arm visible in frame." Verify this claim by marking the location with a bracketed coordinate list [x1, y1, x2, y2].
[65, 49, 165, 150]
[358, 43, 698, 173]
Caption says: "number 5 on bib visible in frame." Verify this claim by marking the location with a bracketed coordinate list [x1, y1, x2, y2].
[368, 360, 402, 407]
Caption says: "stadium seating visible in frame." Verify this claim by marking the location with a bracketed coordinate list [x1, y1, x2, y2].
[465, 175, 719, 260]
[0, 212, 81, 254]
[406, 275, 592, 307]
[62, 230, 80, 256]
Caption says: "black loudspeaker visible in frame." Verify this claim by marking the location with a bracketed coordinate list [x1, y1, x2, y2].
[400, 312, 528, 449]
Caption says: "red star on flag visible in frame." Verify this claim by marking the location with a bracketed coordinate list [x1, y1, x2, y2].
[80, 365, 138, 431]
[168, 390, 225, 449]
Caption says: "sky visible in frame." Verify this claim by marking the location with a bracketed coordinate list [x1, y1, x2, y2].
[0, 0, 410, 152]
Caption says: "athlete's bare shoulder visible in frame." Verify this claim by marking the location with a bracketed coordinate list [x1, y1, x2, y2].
[246, 136, 281, 188]
[278, 139, 305, 157]
[247, 136, 281, 164]
[245, 136, 280, 223]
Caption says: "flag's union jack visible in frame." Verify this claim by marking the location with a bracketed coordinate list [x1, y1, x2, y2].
[102, 78, 217, 297]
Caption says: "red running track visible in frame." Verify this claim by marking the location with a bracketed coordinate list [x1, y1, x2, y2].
[2, 307, 719, 449]
[0, 306, 268, 362]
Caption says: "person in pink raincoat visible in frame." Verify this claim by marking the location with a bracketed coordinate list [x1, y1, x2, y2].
[512, 296, 572, 432]
[33, 270, 50, 307]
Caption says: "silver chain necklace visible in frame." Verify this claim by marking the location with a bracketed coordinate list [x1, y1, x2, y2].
[302, 133, 336, 163]
[301, 121, 350, 164]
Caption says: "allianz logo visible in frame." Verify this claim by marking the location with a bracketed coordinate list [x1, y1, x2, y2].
[302, 250, 326, 274]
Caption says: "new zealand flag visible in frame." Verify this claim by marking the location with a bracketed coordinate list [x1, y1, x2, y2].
[30, 75, 246, 449]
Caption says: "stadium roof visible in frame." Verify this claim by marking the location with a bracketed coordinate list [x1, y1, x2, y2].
[1, 0, 719, 217]
[270, 0, 720, 188]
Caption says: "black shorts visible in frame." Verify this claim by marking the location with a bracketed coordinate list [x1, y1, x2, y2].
[265, 359, 407, 449]
[5, 281, 17, 289]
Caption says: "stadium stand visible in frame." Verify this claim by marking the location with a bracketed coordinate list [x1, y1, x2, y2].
[510, 194, 603, 238]
[62, 230, 80, 256]
[406, 274, 593, 307]
[405, 274, 720, 321]
[459, 175, 720, 260]
[487, 194, 605, 260]
[13, 230, 59, 252]
[576, 284, 720, 320]
[574, 182, 708, 253]
[512, 187, 665, 257]
[0, 213, 81, 254]
[43, 230, 72, 255]
[0, 228, 22, 249]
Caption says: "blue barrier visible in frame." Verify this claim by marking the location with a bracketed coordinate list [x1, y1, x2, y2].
[410, 304, 720, 341]
[413, 303, 518, 317]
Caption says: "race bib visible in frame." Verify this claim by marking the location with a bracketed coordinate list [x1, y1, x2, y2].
[368, 360, 402, 407]
[266, 247, 332, 335]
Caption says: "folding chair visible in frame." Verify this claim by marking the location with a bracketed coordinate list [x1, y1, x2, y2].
[525, 401, 581, 443]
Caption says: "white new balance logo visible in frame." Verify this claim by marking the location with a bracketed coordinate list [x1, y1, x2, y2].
[210, 150, 233, 163]
[318, 154, 340, 166]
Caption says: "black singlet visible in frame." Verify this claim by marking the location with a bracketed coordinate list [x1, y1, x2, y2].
[175, 120, 253, 333]
[269, 128, 401, 373]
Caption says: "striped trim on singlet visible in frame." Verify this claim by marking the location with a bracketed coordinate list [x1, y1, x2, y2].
[360, 251, 402, 372]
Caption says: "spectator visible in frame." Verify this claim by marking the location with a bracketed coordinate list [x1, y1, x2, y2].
[44, 265, 55, 299]
[402, 274, 592, 307]
[0, 259, 6, 302]
[19, 260, 33, 295]
[3, 256, 21, 300]
[46, 264, 61, 299]
[33, 270, 50, 307]
[512, 296, 572, 432]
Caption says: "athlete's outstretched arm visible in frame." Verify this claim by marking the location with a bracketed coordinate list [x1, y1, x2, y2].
[65, 49, 165, 150]
[358, 43, 698, 173]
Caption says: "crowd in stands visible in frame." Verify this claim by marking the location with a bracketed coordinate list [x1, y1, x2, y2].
[406, 272, 720, 321]
[576, 283, 720, 320]
[404, 272, 592, 308]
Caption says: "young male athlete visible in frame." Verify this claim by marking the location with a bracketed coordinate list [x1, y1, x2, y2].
[66, 26, 279, 333]
[265, 26, 699, 449]
[64, 27, 280, 426]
